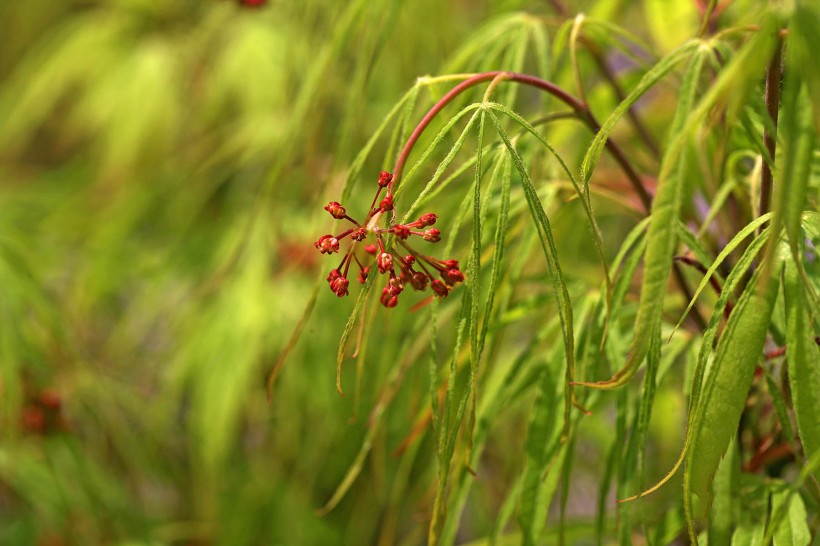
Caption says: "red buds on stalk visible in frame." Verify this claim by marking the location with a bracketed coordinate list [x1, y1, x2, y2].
[315, 235, 339, 254]
[330, 276, 349, 297]
[392, 224, 411, 239]
[313, 170, 464, 307]
[377, 171, 393, 187]
[379, 195, 394, 212]
[324, 202, 346, 219]
[419, 213, 438, 226]
[422, 228, 441, 243]
[377, 252, 393, 273]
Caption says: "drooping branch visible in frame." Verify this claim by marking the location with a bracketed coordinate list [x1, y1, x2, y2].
[388, 71, 653, 213]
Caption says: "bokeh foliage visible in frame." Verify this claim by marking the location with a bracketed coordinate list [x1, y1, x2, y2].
[0, 1, 819, 545]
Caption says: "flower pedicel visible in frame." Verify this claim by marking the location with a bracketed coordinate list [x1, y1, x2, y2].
[313, 171, 464, 307]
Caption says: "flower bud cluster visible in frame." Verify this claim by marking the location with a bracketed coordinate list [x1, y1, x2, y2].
[312, 171, 465, 307]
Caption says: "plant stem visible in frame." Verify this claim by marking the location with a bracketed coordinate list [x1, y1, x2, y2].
[550, 1, 661, 159]
[760, 39, 782, 218]
[674, 255, 733, 318]
[586, 42, 661, 159]
[389, 71, 653, 213]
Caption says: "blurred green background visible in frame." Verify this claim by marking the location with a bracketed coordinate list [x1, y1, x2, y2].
[0, 1, 531, 544]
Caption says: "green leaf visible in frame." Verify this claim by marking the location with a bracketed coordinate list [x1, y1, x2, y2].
[770, 55, 817, 261]
[477, 152, 512, 363]
[788, 3, 820, 135]
[459, 110, 486, 531]
[577, 48, 706, 389]
[731, 522, 765, 546]
[770, 489, 810, 546]
[580, 40, 699, 185]
[319, 320, 429, 516]
[784, 258, 820, 476]
[518, 360, 562, 546]
[336, 272, 376, 395]
[489, 102, 611, 302]
[490, 110, 576, 428]
[396, 105, 482, 206]
[709, 438, 738, 546]
[685, 263, 780, 516]
[672, 214, 773, 338]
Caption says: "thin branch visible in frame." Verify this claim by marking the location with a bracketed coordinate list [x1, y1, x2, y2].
[674, 255, 733, 318]
[389, 71, 653, 213]
[760, 39, 783, 218]
[548, 0, 661, 159]
[586, 42, 661, 159]
[764, 336, 820, 360]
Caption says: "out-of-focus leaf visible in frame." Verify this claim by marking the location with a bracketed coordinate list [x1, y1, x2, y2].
[643, 0, 699, 53]
[788, 3, 820, 134]
[82, 40, 181, 172]
[577, 49, 706, 389]
[771, 489, 810, 546]
[770, 29, 817, 261]
[685, 263, 779, 510]
[581, 40, 698, 185]
[709, 438, 738, 545]
[784, 258, 820, 476]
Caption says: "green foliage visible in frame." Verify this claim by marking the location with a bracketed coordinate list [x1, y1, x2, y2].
[1, 1, 819, 545]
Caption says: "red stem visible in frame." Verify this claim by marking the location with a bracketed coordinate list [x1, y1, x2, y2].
[389, 71, 652, 213]
[760, 40, 782, 219]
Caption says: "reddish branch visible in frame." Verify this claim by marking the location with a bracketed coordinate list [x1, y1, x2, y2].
[765, 336, 820, 360]
[546, 0, 661, 158]
[388, 71, 653, 213]
[759, 39, 783, 217]
[674, 255, 734, 318]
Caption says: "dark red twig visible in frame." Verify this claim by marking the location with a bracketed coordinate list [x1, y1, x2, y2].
[674, 255, 733, 318]
[765, 336, 820, 360]
[759, 39, 782, 218]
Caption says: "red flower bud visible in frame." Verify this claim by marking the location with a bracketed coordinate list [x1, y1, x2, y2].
[392, 224, 410, 239]
[441, 259, 459, 269]
[377, 252, 393, 273]
[327, 268, 342, 284]
[358, 267, 370, 284]
[380, 287, 398, 307]
[21, 406, 46, 433]
[442, 268, 465, 286]
[430, 279, 449, 298]
[419, 213, 438, 226]
[404, 255, 415, 266]
[388, 275, 404, 296]
[350, 227, 367, 241]
[38, 390, 61, 410]
[410, 271, 428, 290]
[364, 244, 377, 254]
[330, 276, 349, 297]
[378, 171, 393, 188]
[422, 228, 441, 243]
[380, 195, 394, 212]
[315, 235, 340, 254]
[324, 201, 346, 219]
